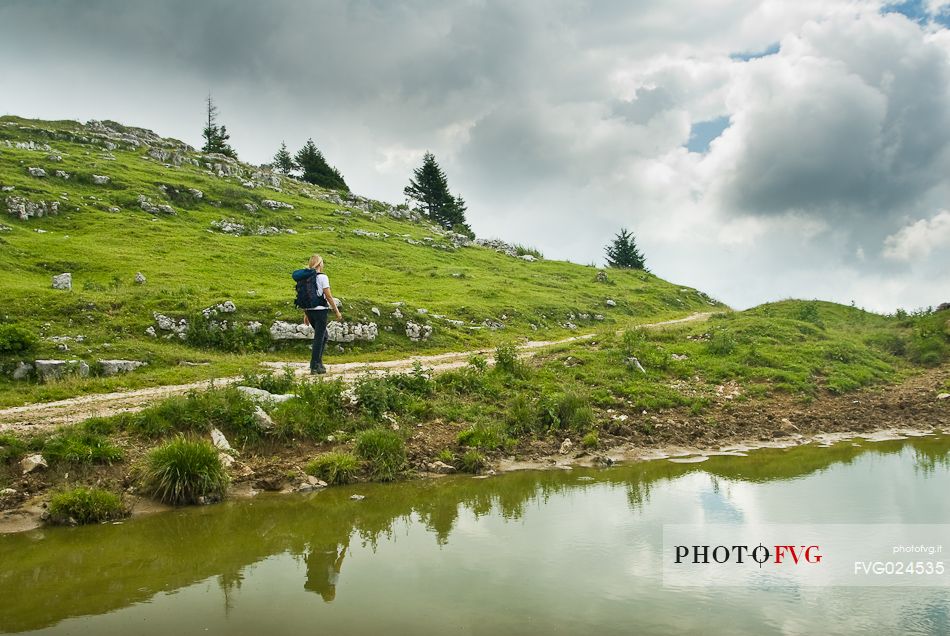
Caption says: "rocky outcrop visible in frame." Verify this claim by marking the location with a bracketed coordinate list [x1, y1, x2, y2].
[34, 359, 90, 382]
[269, 321, 313, 340]
[98, 360, 146, 376]
[137, 195, 175, 216]
[153, 313, 189, 339]
[135, 272, 147, 285]
[51, 273, 71, 291]
[5, 196, 59, 220]
[91, 174, 111, 185]
[405, 322, 433, 342]
[236, 386, 295, 404]
[20, 454, 47, 475]
[327, 322, 378, 343]
[260, 199, 294, 210]
[27, 167, 47, 178]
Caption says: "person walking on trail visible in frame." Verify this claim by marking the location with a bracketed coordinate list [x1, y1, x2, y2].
[292, 254, 342, 374]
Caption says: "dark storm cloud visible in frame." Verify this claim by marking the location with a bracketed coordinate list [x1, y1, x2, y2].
[0, 0, 948, 310]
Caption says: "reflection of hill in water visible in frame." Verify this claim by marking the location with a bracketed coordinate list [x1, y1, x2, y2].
[0, 435, 945, 632]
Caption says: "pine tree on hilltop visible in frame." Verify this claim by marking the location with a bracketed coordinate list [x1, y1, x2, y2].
[201, 95, 237, 159]
[273, 141, 295, 174]
[404, 152, 473, 237]
[294, 139, 348, 191]
[605, 228, 647, 270]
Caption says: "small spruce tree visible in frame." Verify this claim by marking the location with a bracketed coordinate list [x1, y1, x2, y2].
[273, 141, 295, 174]
[404, 152, 473, 237]
[294, 139, 348, 191]
[605, 228, 647, 270]
[201, 95, 237, 158]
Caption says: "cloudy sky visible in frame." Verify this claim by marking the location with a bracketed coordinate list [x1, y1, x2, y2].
[2, 0, 949, 311]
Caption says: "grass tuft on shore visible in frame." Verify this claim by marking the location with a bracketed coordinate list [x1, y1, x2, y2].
[139, 437, 229, 505]
[47, 487, 128, 525]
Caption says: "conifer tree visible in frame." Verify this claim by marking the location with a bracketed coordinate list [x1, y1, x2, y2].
[404, 152, 473, 237]
[273, 141, 295, 174]
[201, 95, 237, 158]
[605, 228, 647, 270]
[294, 139, 348, 191]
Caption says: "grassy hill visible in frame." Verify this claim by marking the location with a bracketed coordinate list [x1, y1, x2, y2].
[0, 116, 722, 406]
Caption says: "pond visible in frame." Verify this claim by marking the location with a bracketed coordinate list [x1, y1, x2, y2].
[1, 434, 948, 635]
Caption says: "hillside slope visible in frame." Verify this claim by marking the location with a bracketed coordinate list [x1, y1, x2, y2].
[0, 116, 722, 405]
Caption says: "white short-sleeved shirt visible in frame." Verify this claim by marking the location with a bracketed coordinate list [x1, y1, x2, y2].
[307, 273, 330, 310]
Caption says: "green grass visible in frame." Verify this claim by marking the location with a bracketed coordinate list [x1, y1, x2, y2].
[354, 428, 406, 482]
[139, 437, 229, 505]
[47, 487, 127, 525]
[0, 116, 722, 408]
[459, 449, 486, 473]
[306, 451, 359, 485]
[41, 429, 123, 465]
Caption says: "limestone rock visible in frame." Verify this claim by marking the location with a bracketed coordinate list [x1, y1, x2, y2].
[605, 299, 617, 307]
[98, 359, 146, 376]
[52, 273, 72, 291]
[327, 321, 378, 343]
[54, 170, 70, 179]
[405, 321, 432, 342]
[35, 359, 90, 381]
[350, 494, 365, 501]
[520, 254, 536, 262]
[153, 313, 189, 339]
[236, 386, 295, 404]
[12, 361, 33, 380]
[427, 461, 456, 474]
[260, 199, 294, 210]
[626, 356, 646, 373]
[91, 174, 111, 185]
[21, 454, 47, 475]
[27, 167, 47, 178]
[6, 195, 59, 220]
[938, 393, 950, 400]
[559, 438, 573, 454]
[371, 307, 380, 317]
[219, 453, 235, 468]
[269, 320, 314, 340]
[211, 428, 233, 452]
[135, 272, 146, 285]
[145, 326, 157, 337]
[249, 406, 273, 431]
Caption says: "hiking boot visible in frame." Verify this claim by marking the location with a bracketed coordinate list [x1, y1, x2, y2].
[311, 365, 327, 375]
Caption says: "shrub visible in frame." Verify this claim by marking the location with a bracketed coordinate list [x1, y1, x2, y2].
[354, 375, 406, 419]
[459, 449, 485, 474]
[705, 330, 737, 356]
[306, 452, 359, 485]
[494, 344, 528, 377]
[796, 302, 824, 327]
[513, 244, 543, 259]
[47, 487, 127, 525]
[42, 430, 123, 465]
[354, 429, 406, 482]
[908, 333, 947, 367]
[437, 449, 455, 464]
[271, 379, 347, 440]
[468, 355, 487, 373]
[539, 391, 594, 431]
[240, 368, 297, 394]
[0, 324, 37, 356]
[139, 437, 229, 505]
[505, 394, 540, 436]
[581, 431, 599, 449]
[387, 362, 433, 396]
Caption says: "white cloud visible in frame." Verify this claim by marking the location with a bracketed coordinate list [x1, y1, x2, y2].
[883, 210, 950, 261]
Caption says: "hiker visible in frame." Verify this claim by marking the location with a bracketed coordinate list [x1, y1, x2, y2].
[292, 254, 342, 374]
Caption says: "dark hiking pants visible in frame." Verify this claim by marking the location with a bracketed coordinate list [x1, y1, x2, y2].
[305, 309, 329, 370]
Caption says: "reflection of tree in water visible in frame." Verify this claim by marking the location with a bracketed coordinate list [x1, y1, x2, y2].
[912, 442, 950, 477]
[217, 566, 245, 613]
[305, 535, 350, 602]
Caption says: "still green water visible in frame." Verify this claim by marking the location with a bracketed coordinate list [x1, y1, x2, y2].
[1, 435, 948, 635]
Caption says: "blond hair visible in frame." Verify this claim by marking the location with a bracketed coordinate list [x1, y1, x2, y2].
[308, 254, 324, 271]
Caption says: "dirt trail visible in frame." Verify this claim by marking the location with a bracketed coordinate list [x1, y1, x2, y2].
[0, 313, 713, 433]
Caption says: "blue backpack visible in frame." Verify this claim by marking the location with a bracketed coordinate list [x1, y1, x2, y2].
[292, 269, 327, 309]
